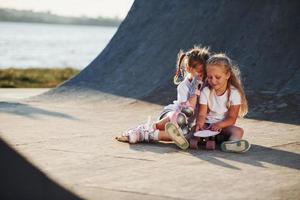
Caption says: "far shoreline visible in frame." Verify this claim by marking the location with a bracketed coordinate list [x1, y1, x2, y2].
[0, 8, 122, 27]
[0, 20, 119, 28]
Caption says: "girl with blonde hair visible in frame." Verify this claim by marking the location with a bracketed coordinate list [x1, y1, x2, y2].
[196, 53, 250, 153]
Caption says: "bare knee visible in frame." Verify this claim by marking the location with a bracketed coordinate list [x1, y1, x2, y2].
[235, 126, 244, 136]
[155, 117, 170, 130]
[223, 126, 244, 140]
[231, 126, 244, 140]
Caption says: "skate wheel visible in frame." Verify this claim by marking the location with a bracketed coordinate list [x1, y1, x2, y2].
[189, 138, 198, 149]
[206, 140, 216, 150]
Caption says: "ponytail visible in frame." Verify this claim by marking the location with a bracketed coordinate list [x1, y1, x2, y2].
[173, 45, 210, 85]
[173, 51, 186, 85]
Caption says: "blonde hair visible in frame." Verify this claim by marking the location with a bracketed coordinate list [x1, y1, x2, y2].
[207, 53, 248, 117]
[174, 45, 210, 85]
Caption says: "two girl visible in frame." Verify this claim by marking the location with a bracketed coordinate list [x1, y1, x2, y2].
[117, 49, 251, 153]
[116, 46, 210, 150]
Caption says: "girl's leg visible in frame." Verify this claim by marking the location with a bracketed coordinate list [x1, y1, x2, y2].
[116, 117, 171, 143]
[221, 125, 244, 140]
[153, 115, 175, 141]
[155, 117, 170, 130]
[142, 113, 171, 141]
[155, 110, 181, 131]
[155, 112, 188, 142]
[116, 111, 186, 145]
[158, 130, 172, 141]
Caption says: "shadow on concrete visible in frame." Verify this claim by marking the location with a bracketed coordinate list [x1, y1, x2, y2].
[0, 102, 78, 120]
[190, 144, 300, 170]
[0, 138, 82, 200]
[130, 143, 300, 171]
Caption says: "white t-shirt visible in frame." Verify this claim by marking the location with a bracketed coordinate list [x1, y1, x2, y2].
[199, 86, 241, 123]
[164, 77, 202, 111]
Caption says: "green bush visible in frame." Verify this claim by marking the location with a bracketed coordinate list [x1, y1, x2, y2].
[0, 68, 80, 88]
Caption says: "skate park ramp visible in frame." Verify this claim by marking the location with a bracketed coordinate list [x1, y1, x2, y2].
[44, 0, 300, 124]
[1, 1, 300, 200]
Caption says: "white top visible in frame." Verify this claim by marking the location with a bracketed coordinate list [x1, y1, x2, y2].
[199, 86, 241, 123]
[164, 77, 202, 111]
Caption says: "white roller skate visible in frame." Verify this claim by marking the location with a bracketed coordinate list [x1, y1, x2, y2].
[116, 117, 157, 144]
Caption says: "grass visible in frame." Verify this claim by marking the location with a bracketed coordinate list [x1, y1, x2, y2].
[0, 67, 80, 88]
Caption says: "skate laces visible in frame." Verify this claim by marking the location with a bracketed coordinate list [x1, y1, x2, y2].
[142, 116, 152, 142]
[145, 116, 152, 131]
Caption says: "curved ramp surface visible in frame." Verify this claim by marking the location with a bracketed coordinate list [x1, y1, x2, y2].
[47, 0, 300, 105]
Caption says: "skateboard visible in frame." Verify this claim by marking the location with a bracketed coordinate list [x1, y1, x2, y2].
[189, 130, 220, 150]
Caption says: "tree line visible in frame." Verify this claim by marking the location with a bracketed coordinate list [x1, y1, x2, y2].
[0, 8, 121, 27]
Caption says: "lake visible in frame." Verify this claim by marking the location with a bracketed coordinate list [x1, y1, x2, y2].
[0, 22, 118, 69]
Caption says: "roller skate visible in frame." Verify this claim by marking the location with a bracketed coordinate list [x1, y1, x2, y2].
[116, 117, 158, 144]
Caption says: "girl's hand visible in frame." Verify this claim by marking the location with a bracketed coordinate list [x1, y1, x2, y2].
[195, 123, 204, 131]
[207, 123, 222, 132]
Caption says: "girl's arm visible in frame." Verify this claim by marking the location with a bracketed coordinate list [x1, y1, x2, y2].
[186, 89, 200, 108]
[177, 79, 200, 109]
[210, 105, 240, 131]
[195, 104, 208, 131]
[183, 75, 202, 108]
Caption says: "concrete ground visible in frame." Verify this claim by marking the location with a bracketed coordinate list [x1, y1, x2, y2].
[0, 89, 299, 200]
[0, 88, 50, 102]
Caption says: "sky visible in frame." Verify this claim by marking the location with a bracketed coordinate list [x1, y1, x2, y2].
[0, 0, 134, 19]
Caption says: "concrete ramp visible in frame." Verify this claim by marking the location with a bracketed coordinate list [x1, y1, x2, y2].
[42, 0, 300, 123]
[48, 0, 299, 102]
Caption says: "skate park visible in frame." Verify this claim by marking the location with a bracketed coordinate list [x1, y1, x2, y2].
[0, 1, 299, 199]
